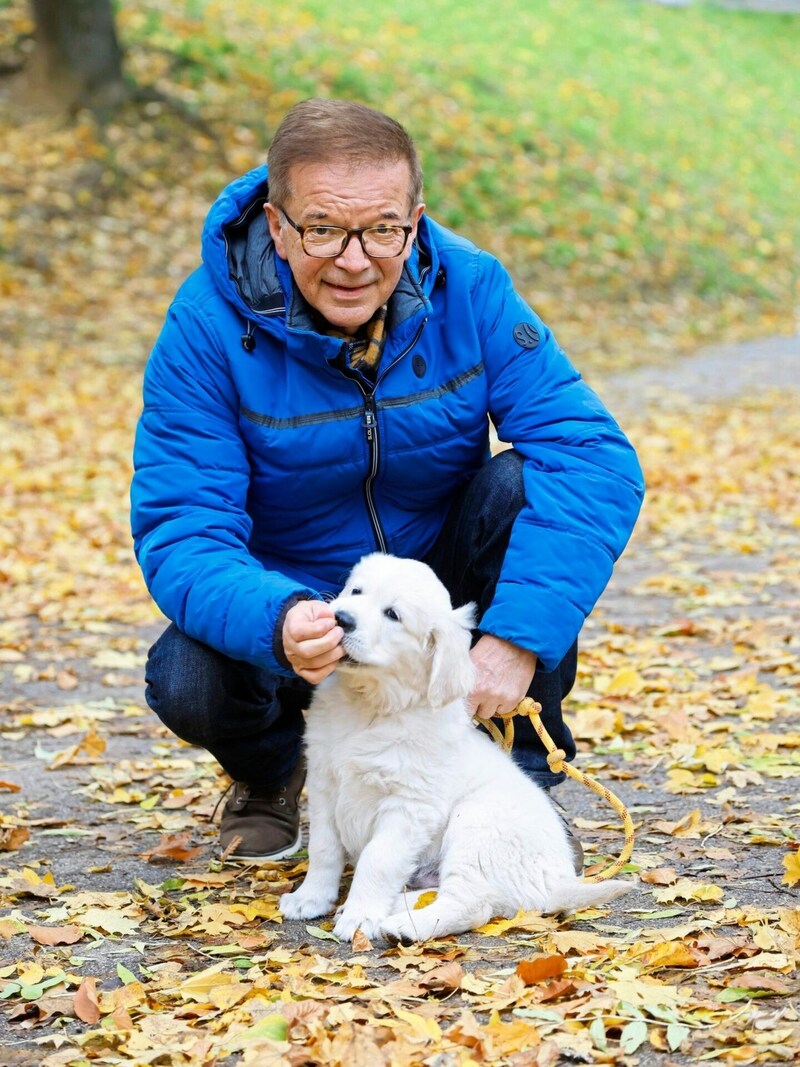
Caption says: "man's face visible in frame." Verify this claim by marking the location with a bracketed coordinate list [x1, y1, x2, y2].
[265, 159, 424, 336]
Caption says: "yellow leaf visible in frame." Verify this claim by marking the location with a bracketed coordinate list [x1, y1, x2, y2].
[653, 879, 725, 904]
[781, 848, 800, 887]
[229, 897, 282, 922]
[569, 706, 623, 740]
[175, 962, 231, 1001]
[698, 746, 739, 773]
[413, 890, 438, 910]
[393, 1007, 442, 1041]
[476, 909, 556, 936]
[640, 942, 700, 970]
[604, 667, 646, 696]
[18, 962, 45, 986]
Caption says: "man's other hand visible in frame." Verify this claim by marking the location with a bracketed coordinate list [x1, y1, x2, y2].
[468, 634, 536, 720]
[282, 600, 344, 684]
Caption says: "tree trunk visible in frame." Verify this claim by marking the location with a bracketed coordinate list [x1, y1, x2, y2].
[30, 0, 127, 111]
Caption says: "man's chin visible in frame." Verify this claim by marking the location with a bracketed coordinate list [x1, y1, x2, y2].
[318, 300, 377, 334]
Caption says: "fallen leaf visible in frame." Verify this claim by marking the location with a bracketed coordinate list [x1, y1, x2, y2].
[141, 831, 204, 864]
[351, 928, 373, 952]
[0, 827, 30, 852]
[781, 848, 800, 887]
[73, 977, 100, 1024]
[641, 867, 678, 885]
[516, 955, 568, 985]
[28, 925, 83, 947]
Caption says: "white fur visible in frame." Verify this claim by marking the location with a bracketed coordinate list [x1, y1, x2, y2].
[279, 553, 632, 942]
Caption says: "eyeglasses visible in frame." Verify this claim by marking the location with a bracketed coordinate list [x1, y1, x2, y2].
[281, 210, 414, 259]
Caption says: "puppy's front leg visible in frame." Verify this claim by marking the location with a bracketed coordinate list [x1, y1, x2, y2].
[279, 788, 344, 921]
[334, 814, 428, 941]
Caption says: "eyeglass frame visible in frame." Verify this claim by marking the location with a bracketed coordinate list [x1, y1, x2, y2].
[280, 210, 415, 259]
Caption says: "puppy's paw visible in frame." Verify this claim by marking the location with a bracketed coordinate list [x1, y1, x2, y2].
[333, 908, 384, 942]
[279, 888, 337, 921]
[381, 910, 427, 945]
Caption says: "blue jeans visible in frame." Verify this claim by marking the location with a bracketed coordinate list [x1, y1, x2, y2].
[145, 449, 577, 790]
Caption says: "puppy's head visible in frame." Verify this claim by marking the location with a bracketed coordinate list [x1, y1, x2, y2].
[331, 554, 476, 709]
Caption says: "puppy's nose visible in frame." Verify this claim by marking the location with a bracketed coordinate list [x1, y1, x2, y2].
[335, 610, 356, 633]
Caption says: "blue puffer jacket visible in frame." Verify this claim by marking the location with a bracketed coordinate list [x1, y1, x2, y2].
[131, 165, 644, 675]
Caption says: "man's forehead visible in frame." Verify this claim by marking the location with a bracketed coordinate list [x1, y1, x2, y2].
[285, 158, 413, 209]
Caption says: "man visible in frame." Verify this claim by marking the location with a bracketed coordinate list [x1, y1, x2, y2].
[132, 99, 644, 866]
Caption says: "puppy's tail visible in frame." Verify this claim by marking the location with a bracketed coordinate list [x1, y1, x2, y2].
[544, 877, 634, 915]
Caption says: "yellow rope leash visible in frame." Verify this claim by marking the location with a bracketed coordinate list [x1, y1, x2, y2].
[478, 696, 635, 883]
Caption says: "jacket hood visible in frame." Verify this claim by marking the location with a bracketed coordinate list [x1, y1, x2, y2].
[200, 164, 436, 336]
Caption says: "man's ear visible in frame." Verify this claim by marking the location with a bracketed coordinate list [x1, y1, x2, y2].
[427, 602, 477, 708]
[264, 203, 287, 260]
[403, 202, 426, 262]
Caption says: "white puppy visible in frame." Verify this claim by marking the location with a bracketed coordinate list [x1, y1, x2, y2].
[279, 553, 632, 942]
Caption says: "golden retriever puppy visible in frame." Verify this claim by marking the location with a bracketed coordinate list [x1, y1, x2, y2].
[279, 553, 632, 941]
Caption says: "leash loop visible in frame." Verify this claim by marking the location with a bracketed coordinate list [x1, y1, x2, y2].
[476, 696, 635, 883]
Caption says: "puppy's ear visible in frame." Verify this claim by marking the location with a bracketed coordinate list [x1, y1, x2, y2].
[428, 603, 477, 708]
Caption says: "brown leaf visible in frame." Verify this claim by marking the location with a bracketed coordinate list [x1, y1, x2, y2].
[537, 978, 578, 1002]
[351, 927, 373, 952]
[0, 826, 30, 852]
[695, 935, 755, 962]
[111, 1005, 135, 1030]
[641, 866, 678, 885]
[28, 924, 84, 946]
[516, 955, 567, 985]
[49, 727, 106, 768]
[56, 669, 79, 691]
[419, 961, 464, 994]
[733, 973, 790, 994]
[74, 977, 100, 1024]
[0, 781, 21, 792]
[141, 831, 204, 864]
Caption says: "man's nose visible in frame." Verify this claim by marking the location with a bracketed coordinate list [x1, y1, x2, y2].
[335, 610, 356, 633]
[335, 234, 371, 271]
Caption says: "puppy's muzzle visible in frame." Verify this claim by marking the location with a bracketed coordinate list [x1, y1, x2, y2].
[335, 610, 356, 633]
[334, 610, 359, 664]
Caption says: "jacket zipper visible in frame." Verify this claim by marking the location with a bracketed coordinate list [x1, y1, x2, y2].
[346, 316, 428, 553]
[361, 390, 386, 553]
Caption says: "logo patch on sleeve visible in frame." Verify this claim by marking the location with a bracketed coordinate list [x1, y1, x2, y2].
[513, 322, 541, 348]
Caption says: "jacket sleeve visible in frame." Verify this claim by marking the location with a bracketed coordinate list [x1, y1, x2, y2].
[473, 252, 645, 670]
[130, 297, 317, 675]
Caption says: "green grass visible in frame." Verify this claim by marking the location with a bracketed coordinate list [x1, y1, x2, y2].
[120, 0, 798, 352]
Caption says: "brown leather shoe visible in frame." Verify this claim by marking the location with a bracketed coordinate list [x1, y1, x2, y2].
[220, 759, 306, 863]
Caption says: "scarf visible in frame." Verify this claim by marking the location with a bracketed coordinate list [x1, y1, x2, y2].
[327, 303, 388, 380]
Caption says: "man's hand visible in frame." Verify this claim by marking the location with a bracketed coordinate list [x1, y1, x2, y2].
[282, 600, 344, 685]
[468, 634, 537, 720]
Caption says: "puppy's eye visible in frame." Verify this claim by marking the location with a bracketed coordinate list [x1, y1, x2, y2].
[350, 588, 362, 596]
[383, 607, 401, 622]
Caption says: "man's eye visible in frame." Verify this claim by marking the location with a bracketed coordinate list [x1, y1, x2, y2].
[309, 225, 338, 237]
[383, 607, 400, 621]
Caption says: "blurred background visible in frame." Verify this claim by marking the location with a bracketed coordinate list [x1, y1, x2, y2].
[0, 0, 797, 631]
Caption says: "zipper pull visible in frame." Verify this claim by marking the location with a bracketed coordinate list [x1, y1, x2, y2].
[363, 395, 376, 442]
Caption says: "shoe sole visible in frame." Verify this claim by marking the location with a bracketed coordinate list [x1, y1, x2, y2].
[222, 827, 303, 865]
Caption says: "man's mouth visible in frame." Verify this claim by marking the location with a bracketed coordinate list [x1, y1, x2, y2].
[325, 280, 373, 296]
